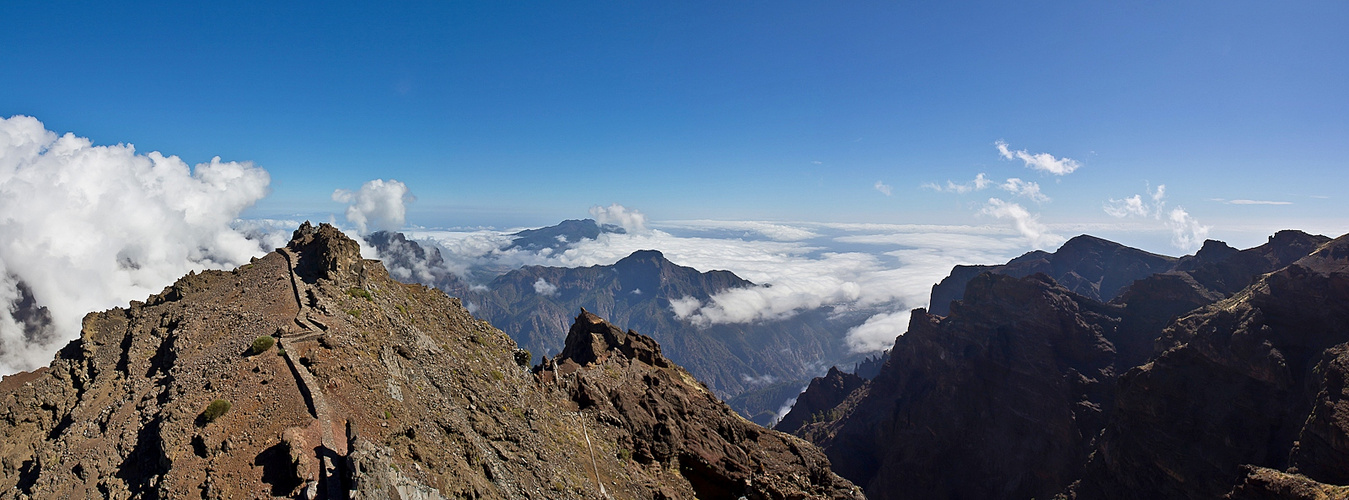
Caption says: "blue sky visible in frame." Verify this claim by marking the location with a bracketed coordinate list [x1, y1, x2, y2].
[3, 1, 1346, 248]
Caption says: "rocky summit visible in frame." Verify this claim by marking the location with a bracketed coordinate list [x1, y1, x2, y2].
[0, 222, 857, 499]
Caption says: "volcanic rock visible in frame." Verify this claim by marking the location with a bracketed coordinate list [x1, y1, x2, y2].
[928, 234, 1177, 315]
[1073, 234, 1349, 499]
[0, 223, 858, 499]
[538, 310, 863, 500]
[774, 367, 865, 435]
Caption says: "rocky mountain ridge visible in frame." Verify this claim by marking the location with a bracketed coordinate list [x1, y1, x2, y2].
[0, 223, 858, 499]
[368, 232, 871, 425]
[783, 229, 1349, 499]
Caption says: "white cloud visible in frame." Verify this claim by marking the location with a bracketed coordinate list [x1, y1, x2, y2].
[332, 179, 414, 235]
[1104, 194, 1149, 218]
[1228, 199, 1292, 205]
[670, 296, 702, 318]
[981, 198, 1063, 249]
[740, 373, 779, 386]
[589, 203, 648, 233]
[1103, 184, 1209, 251]
[1000, 178, 1049, 203]
[996, 140, 1081, 175]
[654, 219, 819, 242]
[923, 173, 993, 194]
[846, 309, 911, 353]
[874, 180, 893, 196]
[532, 278, 558, 296]
[1167, 207, 1210, 251]
[0, 115, 277, 374]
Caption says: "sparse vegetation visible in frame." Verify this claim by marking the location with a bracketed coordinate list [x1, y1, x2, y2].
[346, 309, 361, 318]
[383, 410, 393, 420]
[617, 448, 632, 462]
[396, 304, 407, 316]
[250, 335, 275, 355]
[202, 399, 231, 422]
[490, 370, 504, 381]
[348, 287, 373, 301]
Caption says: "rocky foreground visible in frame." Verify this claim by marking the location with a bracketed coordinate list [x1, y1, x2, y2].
[0, 223, 859, 499]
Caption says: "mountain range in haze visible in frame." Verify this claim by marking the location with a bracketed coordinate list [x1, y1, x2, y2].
[367, 220, 875, 424]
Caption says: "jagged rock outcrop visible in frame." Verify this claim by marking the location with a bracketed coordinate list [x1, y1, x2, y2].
[0, 223, 859, 499]
[1176, 230, 1330, 295]
[537, 310, 863, 500]
[928, 235, 1177, 315]
[929, 231, 1330, 317]
[1072, 234, 1349, 499]
[775, 367, 865, 435]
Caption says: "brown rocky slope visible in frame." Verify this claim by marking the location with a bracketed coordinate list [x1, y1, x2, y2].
[0, 222, 858, 499]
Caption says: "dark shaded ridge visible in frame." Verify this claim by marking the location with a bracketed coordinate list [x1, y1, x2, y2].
[1074, 233, 1349, 499]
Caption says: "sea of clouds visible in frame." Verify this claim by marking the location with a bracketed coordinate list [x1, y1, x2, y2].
[403, 216, 1029, 353]
[0, 116, 1228, 377]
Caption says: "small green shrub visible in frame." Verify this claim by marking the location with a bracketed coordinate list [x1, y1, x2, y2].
[617, 448, 632, 462]
[396, 304, 408, 316]
[346, 309, 361, 318]
[203, 399, 231, 422]
[348, 287, 373, 301]
[490, 370, 504, 381]
[382, 410, 393, 420]
[250, 336, 275, 355]
[276, 346, 286, 356]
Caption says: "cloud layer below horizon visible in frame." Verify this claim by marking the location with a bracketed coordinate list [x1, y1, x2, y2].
[405, 217, 1030, 353]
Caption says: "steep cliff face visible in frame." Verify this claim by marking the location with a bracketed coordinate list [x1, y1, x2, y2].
[786, 232, 1338, 500]
[774, 367, 865, 435]
[1073, 234, 1349, 499]
[0, 223, 857, 499]
[801, 273, 1138, 499]
[536, 310, 863, 500]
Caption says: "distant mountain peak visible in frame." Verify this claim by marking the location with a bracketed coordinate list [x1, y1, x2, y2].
[507, 218, 625, 252]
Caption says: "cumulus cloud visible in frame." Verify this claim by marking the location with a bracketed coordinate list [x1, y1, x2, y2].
[532, 278, 558, 297]
[1104, 194, 1149, 218]
[332, 179, 413, 235]
[874, 181, 893, 196]
[0, 115, 278, 373]
[922, 173, 993, 194]
[1000, 178, 1049, 203]
[845, 309, 911, 353]
[1166, 207, 1210, 251]
[981, 198, 1063, 249]
[589, 203, 648, 233]
[669, 296, 702, 318]
[1104, 184, 1208, 251]
[996, 140, 1081, 175]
